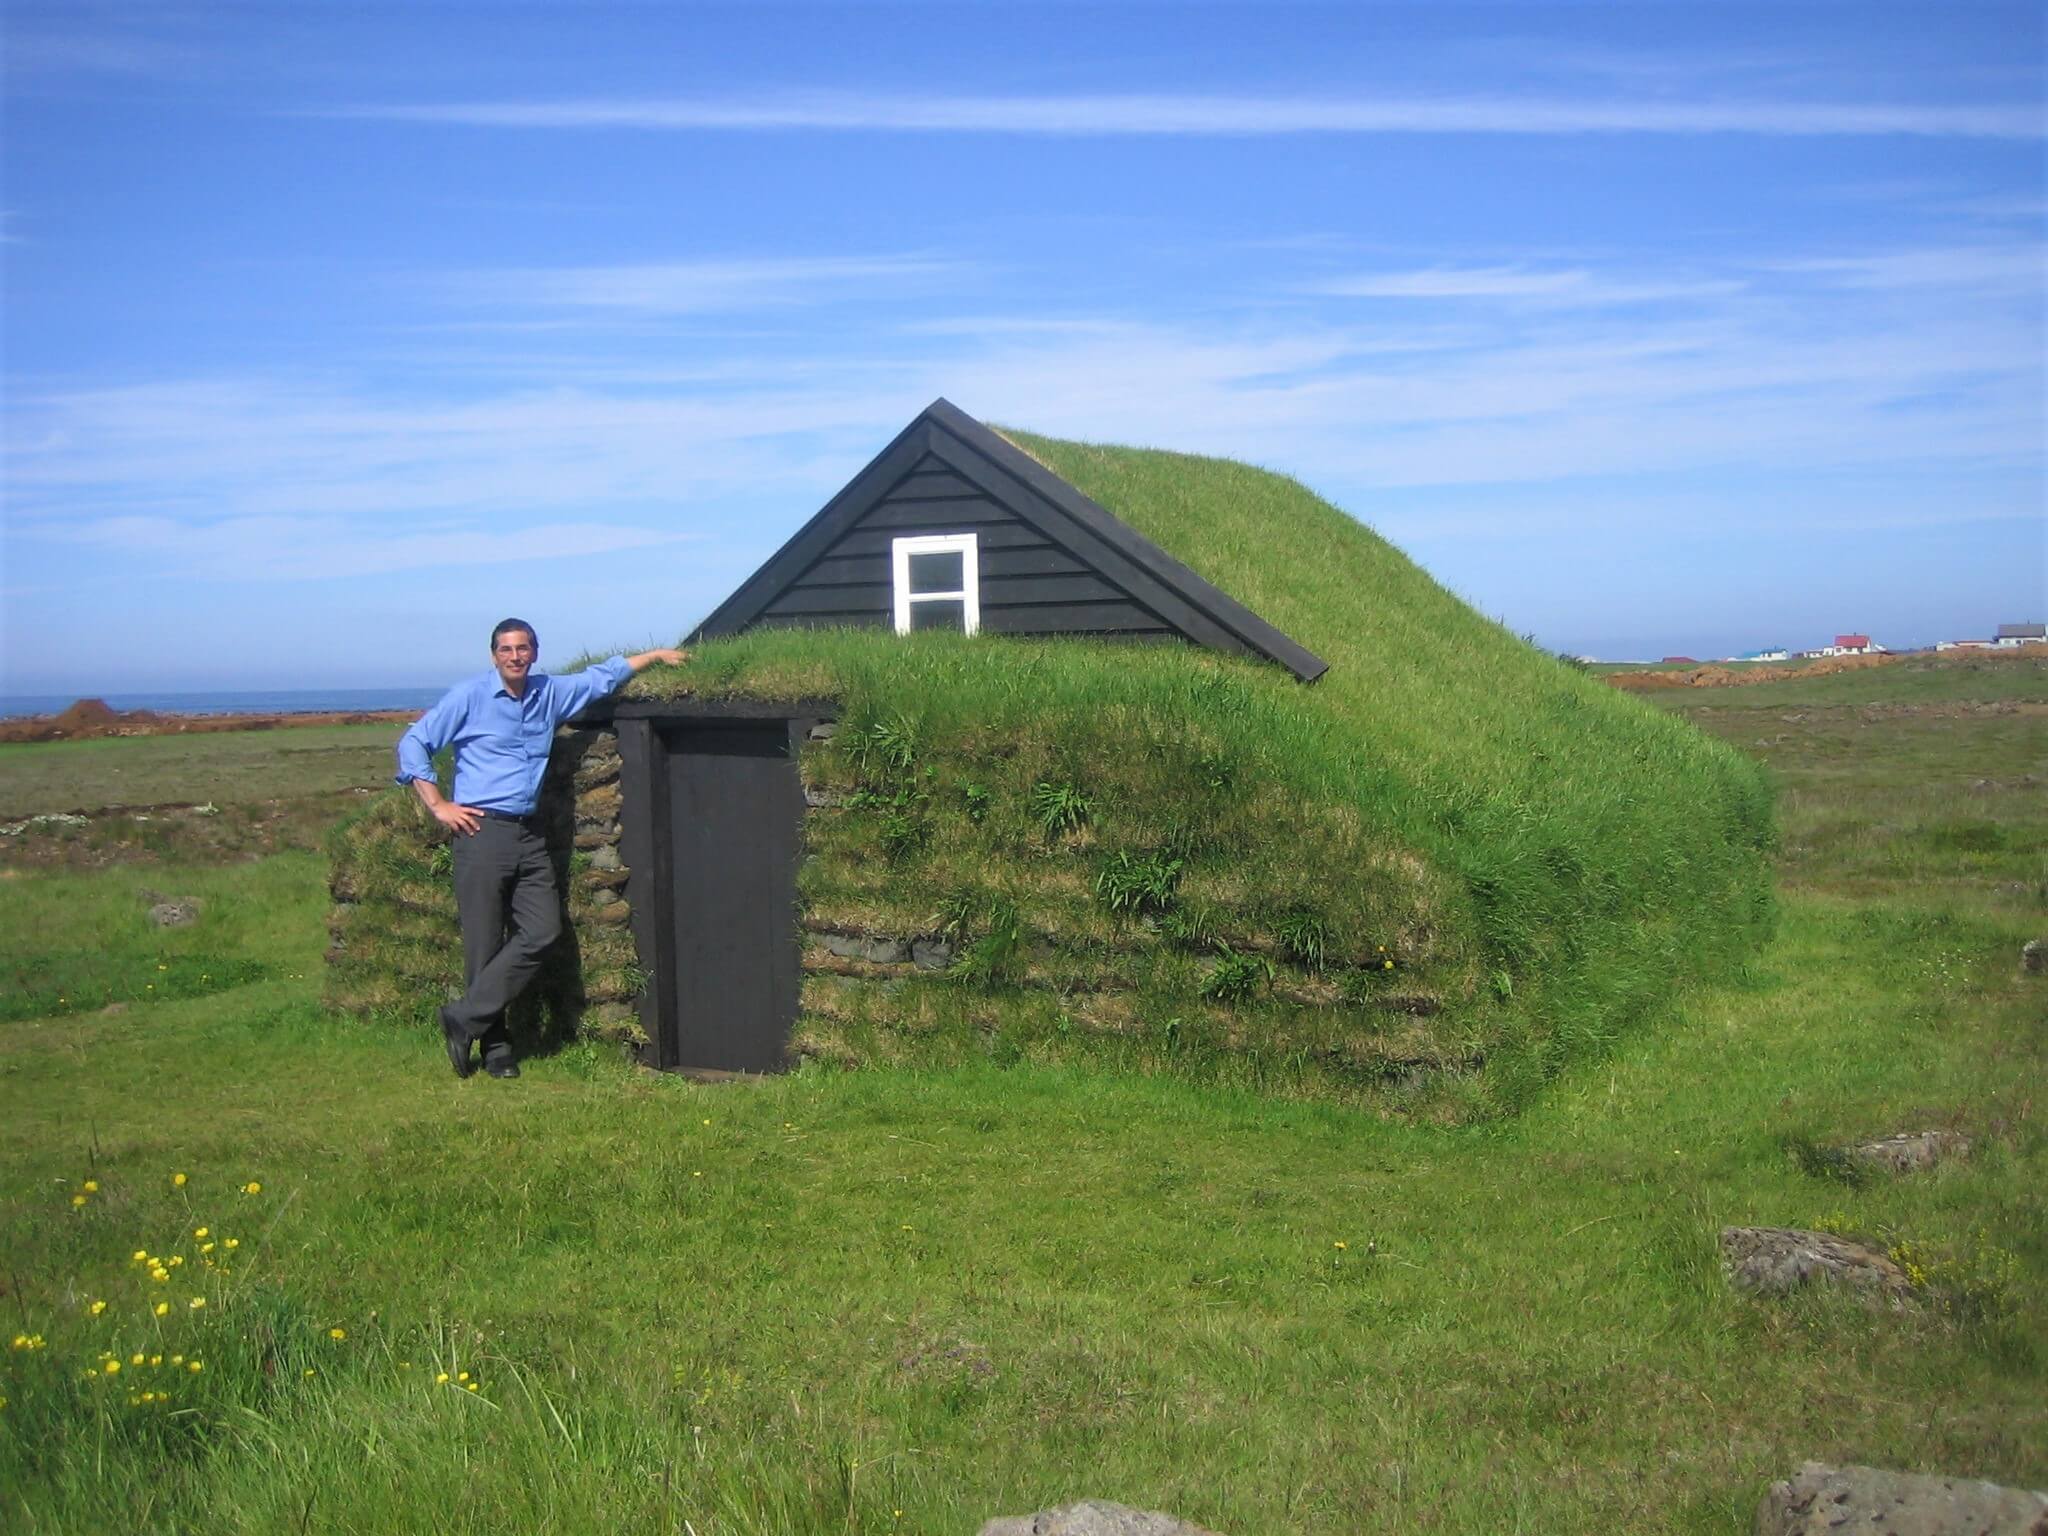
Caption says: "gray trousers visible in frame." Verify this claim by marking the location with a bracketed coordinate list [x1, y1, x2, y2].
[448, 817, 562, 1063]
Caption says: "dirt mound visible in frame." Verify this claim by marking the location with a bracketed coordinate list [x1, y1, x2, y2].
[0, 699, 415, 744]
[1607, 647, 2046, 693]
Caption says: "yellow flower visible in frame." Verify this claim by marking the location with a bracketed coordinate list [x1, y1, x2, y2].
[193, 1227, 208, 1238]
[200, 1242, 215, 1254]
[104, 1360, 121, 1375]
[151, 1269, 169, 1283]
[692, 1171, 703, 1178]
[133, 1250, 149, 1263]
[242, 1182, 262, 1195]
[188, 1297, 206, 1310]
[71, 1194, 87, 1207]
[1334, 1241, 1348, 1250]
[456, 1371, 469, 1383]
[170, 1354, 184, 1365]
[436, 1372, 450, 1385]
[329, 1327, 346, 1341]
[89, 1299, 108, 1316]
[155, 1303, 170, 1317]
[131, 1353, 145, 1366]
[1383, 959, 1394, 970]
[187, 1360, 203, 1373]
[465, 1382, 479, 1393]
[702, 1118, 711, 1126]
[168, 1255, 184, 1267]
[172, 1172, 187, 1186]
[304, 1367, 318, 1377]
[223, 1238, 239, 1250]
[149, 1355, 161, 1367]
[83, 1180, 99, 1193]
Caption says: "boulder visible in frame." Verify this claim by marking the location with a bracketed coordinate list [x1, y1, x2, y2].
[1719, 1226, 1913, 1303]
[979, 1501, 1224, 1536]
[148, 899, 200, 928]
[1846, 1131, 1972, 1175]
[910, 937, 956, 971]
[2023, 938, 2045, 975]
[1754, 1461, 2047, 1535]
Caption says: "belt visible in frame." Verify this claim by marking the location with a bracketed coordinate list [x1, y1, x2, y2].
[480, 808, 542, 828]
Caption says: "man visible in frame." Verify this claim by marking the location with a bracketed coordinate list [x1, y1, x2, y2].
[396, 619, 687, 1080]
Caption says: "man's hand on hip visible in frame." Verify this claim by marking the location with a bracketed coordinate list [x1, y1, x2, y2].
[431, 800, 483, 836]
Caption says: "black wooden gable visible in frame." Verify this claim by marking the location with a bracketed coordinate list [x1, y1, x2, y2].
[690, 398, 1328, 683]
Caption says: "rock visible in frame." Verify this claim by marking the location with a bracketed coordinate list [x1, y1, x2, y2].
[807, 721, 838, 741]
[1754, 1461, 2047, 1535]
[1846, 1131, 1972, 1175]
[587, 843, 622, 871]
[979, 1501, 1224, 1536]
[2023, 939, 2045, 975]
[803, 785, 846, 808]
[593, 900, 632, 927]
[578, 782, 623, 821]
[910, 937, 955, 970]
[148, 899, 200, 928]
[1719, 1226, 1913, 1303]
[821, 933, 910, 965]
[573, 829, 615, 851]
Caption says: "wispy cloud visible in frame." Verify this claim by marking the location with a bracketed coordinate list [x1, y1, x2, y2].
[1311, 265, 1743, 306]
[1769, 244, 2046, 294]
[443, 255, 961, 316]
[331, 90, 2044, 140]
[48, 513, 699, 582]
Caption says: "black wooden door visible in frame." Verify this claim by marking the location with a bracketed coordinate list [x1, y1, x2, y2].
[656, 721, 803, 1073]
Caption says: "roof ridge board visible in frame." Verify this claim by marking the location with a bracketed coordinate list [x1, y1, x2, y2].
[924, 404, 1328, 682]
[688, 417, 936, 641]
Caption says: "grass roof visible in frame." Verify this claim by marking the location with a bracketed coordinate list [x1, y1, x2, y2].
[621, 429, 1775, 1118]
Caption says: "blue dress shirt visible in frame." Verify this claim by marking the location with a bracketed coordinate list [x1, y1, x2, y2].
[395, 656, 634, 815]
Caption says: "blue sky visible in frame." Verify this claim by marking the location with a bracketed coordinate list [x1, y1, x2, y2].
[2, 1, 2041, 691]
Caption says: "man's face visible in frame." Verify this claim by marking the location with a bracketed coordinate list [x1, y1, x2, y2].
[492, 629, 537, 690]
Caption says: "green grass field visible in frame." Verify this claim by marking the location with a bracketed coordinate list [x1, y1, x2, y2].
[1, 657, 2043, 1533]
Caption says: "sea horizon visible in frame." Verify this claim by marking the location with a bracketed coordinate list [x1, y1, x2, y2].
[0, 687, 445, 721]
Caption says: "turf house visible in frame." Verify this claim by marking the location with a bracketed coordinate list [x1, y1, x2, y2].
[327, 400, 1775, 1119]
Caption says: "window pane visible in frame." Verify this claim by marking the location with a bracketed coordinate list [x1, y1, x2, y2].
[908, 599, 967, 632]
[907, 550, 964, 594]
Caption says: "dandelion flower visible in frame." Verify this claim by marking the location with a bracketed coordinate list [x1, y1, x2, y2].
[172, 1172, 187, 1187]
[1383, 959, 1394, 970]
[155, 1302, 170, 1316]
[304, 1367, 318, 1377]
[89, 1299, 108, 1316]
[187, 1359, 203, 1372]
[193, 1227, 208, 1239]
[223, 1237, 239, 1250]
[242, 1182, 262, 1195]
[436, 1372, 450, 1385]
[83, 1180, 99, 1193]
[170, 1354, 183, 1365]
[104, 1360, 121, 1375]
[151, 1269, 169, 1283]
[702, 1118, 711, 1126]
[168, 1255, 184, 1267]
[131, 1353, 145, 1366]
[133, 1250, 149, 1263]
[456, 1371, 469, 1383]
[71, 1194, 87, 1207]
[188, 1297, 205, 1310]
[200, 1241, 215, 1254]
[150, 1355, 161, 1367]
[465, 1381, 479, 1393]
[329, 1327, 346, 1341]
[1334, 1241, 1348, 1250]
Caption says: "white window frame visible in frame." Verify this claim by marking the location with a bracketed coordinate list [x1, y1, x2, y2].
[891, 532, 980, 635]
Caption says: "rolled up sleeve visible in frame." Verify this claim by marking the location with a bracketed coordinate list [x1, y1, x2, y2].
[396, 688, 466, 787]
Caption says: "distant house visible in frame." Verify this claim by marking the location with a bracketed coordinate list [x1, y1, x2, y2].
[1818, 634, 1883, 657]
[1936, 639, 1995, 652]
[1739, 648, 1788, 662]
[1995, 622, 2046, 647]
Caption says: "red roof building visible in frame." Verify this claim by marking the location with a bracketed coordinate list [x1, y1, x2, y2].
[1834, 634, 1870, 651]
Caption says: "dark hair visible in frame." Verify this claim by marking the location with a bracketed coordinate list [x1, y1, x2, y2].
[490, 618, 538, 652]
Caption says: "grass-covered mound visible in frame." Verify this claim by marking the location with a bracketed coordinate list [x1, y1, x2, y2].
[621, 431, 1775, 1118]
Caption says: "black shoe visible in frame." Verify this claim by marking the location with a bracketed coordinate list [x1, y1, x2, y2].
[439, 1007, 474, 1079]
[484, 1058, 520, 1080]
